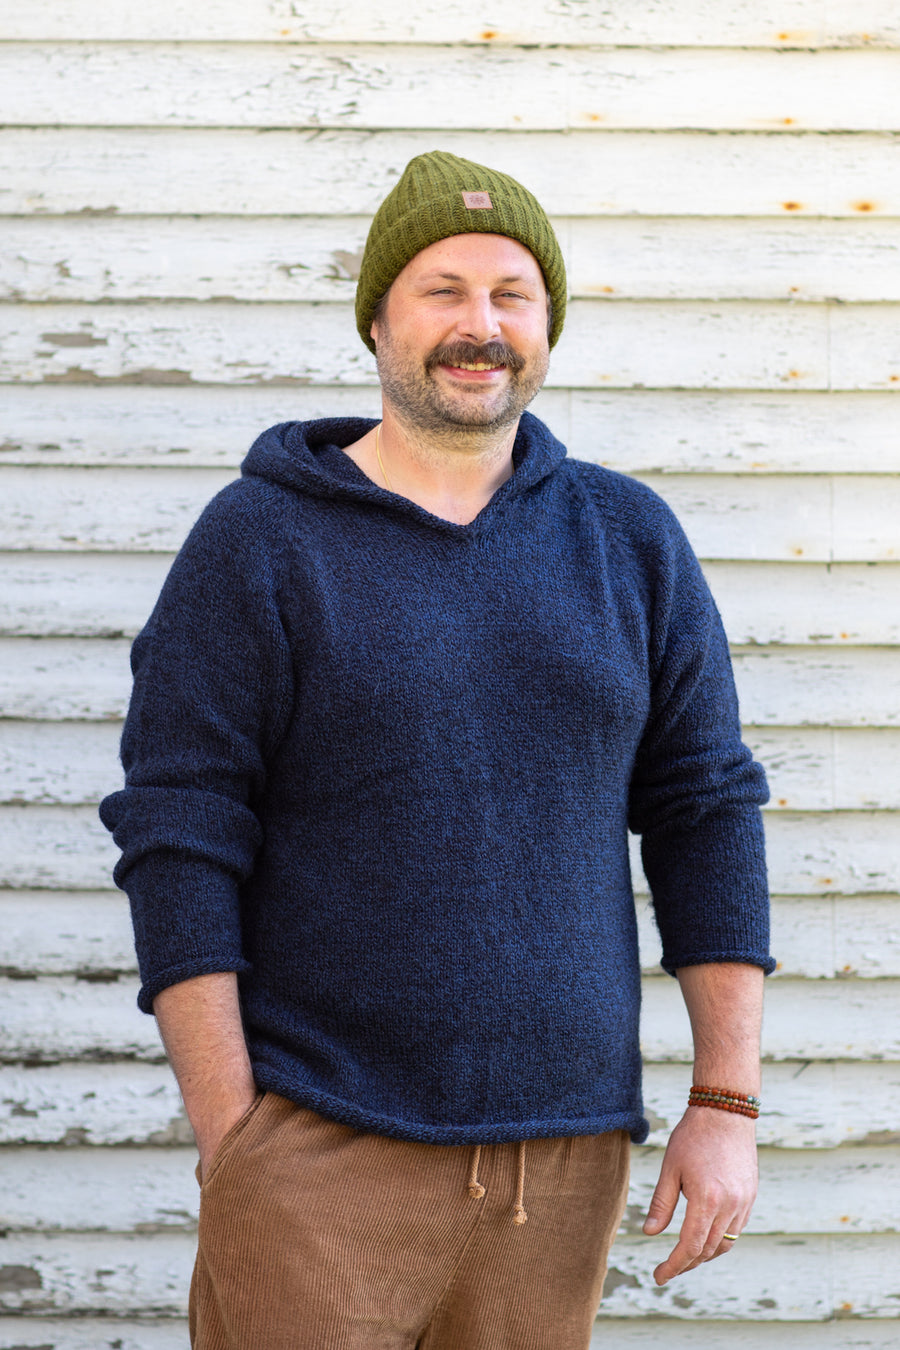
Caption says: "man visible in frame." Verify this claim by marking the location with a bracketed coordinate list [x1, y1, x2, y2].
[101, 150, 772, 1349]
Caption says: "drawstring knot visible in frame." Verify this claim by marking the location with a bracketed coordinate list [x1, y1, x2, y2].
[466, 1140, 527, 1223]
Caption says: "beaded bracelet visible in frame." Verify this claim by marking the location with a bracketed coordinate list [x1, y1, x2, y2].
[688, 1085, 761, 1119]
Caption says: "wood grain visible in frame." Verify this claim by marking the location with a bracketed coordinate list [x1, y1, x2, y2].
[3, 45, 900, 132]
[5, 890, 899, 979]
[4, 462, 898, 561]
[3, 639, 899, 726]
[8, 217, 900, 305]
[5, 720, 900, 808]
[4, 384, 900, 473]
[1, 1229, 898, 1320]
[2, 0, 898, 47]
[3, 128, 898, 217]
[2, 1143, 897, 1235]
[2, 556, 896, 645]
[2, 973, 897, 1063]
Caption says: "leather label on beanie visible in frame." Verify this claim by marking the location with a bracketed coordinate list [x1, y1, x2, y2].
[462, 191, 493, 210]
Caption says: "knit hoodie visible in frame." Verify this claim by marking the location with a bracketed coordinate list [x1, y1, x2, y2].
[101, 413, 771, 1145]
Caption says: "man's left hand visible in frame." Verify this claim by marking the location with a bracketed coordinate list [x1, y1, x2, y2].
[642, 1104, 758, 1285]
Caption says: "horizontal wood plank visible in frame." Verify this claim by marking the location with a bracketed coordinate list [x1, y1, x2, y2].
[0, 1229, 898, 1320]
[8, 299, 900, 393]
[0, 552, 176, 638]
[568, 218, 900, 303]
[640, 976, 900, 1063]
[747, 727, 900, 809]
[1, 973, 897, 1063]
[3, 45, 900, 133]
[3, 639, 899, 727]
[6, 384, 900, 474]
[6, 890, 899, 980]
[0, 1061, 188, 1147]
[0, 299, 825, 389]
[0, 1321, 189, 1350]
[2, 555, 898, 645]
[2, 0, 898, 47]
[0, 1231, 191, 1316]
[628, 1146, 897, 1236]
[5, 461, 899, 561]
[7, 216, 900, 306]
[0, 976, 162, 1062]
[590, 1322, 900, 1349]
[710, 563, 900, 647]
[0, 1147, 199, 1232]
[644, 1060, 900, 1148]
[2, 128, 899, 217]
[1, 797, 899, 892]
[761, 810, 900, 895]
[3, 1059, 897, 1150]
[1, 892, 135, 975]
[2, 1143, 897, 1236]
[597, 1233, 900, 1320]
[732, 647, 900, 726]
[5, 721, 900, 809]
[638, 893, 900, 979]
[0, 637, 132, 720]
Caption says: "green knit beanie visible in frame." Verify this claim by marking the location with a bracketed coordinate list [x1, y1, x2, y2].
[355, 150, 567, 354]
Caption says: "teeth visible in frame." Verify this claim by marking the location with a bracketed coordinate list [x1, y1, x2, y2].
[452, 362, 498, 371]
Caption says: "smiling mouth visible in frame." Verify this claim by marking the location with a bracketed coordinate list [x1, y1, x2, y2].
[428, 342, 525, 376]
[446, 361, 504, 372]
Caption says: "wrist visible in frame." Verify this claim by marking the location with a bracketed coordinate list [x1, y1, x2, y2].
[688, 1084, 761, 1119]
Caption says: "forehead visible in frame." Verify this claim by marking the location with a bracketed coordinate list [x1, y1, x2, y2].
[397, 233, 545, 287]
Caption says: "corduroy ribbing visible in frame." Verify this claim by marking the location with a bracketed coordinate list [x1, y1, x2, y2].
[189, 1093, 630, 1350]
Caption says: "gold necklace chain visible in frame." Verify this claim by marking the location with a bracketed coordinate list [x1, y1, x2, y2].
[374, 422, 394, 493]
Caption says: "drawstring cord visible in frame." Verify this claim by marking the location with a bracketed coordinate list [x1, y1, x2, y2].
[513, 1140, 528, 1225]
[467, 1145, 485, 1199]
[466, 1141, 528, 1224]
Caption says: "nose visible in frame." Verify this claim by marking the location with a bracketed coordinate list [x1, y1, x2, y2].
[455, 291, 501, 344]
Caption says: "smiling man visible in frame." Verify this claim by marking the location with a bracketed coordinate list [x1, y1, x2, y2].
[101, 151, 773, 1350]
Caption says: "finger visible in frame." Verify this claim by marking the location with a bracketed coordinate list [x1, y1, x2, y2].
[712, 1223, 743, 1259]
[651, 1226, 711, 1284]
[642, 1169, 681, 1235]
[652, 1200, 740, 1283]
[676, 1220, 744, 1276]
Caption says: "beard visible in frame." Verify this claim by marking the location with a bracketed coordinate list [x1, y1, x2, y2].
[374, 328, 549, 435]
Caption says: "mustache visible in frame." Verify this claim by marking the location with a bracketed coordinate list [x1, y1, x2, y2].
[426, 341, 526, 373]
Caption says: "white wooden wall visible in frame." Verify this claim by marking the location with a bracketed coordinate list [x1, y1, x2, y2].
[2, 3, 899, 1346]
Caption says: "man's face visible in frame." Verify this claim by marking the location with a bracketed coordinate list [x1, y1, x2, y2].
[370, 233, 550, 435]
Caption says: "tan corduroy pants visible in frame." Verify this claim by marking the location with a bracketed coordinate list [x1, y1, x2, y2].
[189, 1092, 631, 1350]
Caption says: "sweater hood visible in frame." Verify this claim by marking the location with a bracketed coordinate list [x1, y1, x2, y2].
[240, 413, 568, 516]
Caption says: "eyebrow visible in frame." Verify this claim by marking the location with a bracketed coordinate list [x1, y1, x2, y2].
[416, 271, 536, 285]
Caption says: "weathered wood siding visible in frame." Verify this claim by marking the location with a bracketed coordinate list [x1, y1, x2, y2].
[1, 3, 898, 1344]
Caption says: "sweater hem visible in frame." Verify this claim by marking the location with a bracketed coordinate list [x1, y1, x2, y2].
[137, 957, 250, 1014]
[252, 1067, 649, 1145]
[659, 948, 776, 978]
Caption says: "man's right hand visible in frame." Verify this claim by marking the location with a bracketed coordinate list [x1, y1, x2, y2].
[194, 1089, 260, 1184]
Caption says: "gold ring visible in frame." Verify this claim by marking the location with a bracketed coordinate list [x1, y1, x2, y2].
[722, 1232, 739, 1241]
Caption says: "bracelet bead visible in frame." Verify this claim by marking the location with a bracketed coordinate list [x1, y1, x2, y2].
[688, 1085, 761, 1119]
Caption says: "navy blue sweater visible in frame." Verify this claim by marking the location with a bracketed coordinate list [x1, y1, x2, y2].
[101, 414, 771, 1145]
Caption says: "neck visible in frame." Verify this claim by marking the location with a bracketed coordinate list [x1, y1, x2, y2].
[348, 411, 519, 526]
